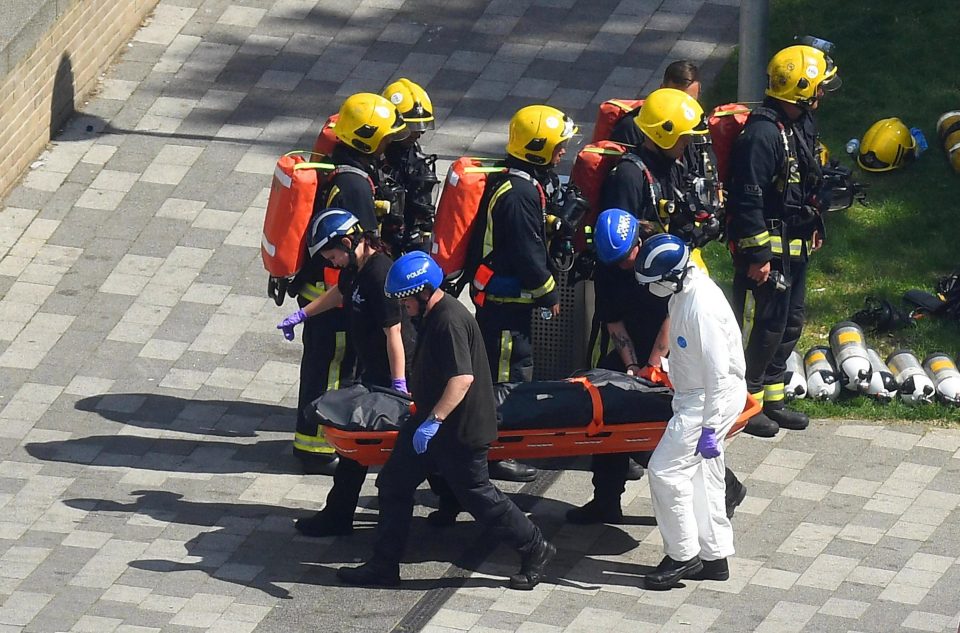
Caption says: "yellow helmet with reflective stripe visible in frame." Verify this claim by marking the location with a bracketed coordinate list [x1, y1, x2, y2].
[765, 45, 840, 106]
[635, 88, 707, 150]
[506, 105, 577, 165]
[336, 92, 408, 154]
[382, 78, 435, 132]
[857, 118, 917, 172]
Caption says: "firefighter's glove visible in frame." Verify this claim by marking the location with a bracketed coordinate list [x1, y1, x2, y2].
[413, 416, 441, 454]
[277, 309, 307, 341]
[694, 427, 720, 459]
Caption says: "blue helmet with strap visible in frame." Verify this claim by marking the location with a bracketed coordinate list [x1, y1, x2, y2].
[634, 233, 690, 287]
[385, 251, 444, 298]
[594, 208, 639, 265]
[308, 208, 360, 258]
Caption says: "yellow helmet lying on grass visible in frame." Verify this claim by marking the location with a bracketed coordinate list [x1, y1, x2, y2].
[336, 93, 408, 154]
[857, 117, 924, 172]
[634, 88, 707, 150]
[936, 111, 960, 174]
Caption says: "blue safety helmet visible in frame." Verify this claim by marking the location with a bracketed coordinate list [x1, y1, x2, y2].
[385, 251, 444, 298]
[634, 233, 690, 284]
[308, 208, 360, 258]
[594, 208, 639, 265]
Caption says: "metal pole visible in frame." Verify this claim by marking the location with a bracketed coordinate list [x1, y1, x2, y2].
[737, 0, 769, 103]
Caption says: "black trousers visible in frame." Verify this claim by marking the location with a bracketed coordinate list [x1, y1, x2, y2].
[372, 427, 540, 568]
[294, 308, 356, 464]
[732, 258, 807, 400]
[475, 302, 534, 384]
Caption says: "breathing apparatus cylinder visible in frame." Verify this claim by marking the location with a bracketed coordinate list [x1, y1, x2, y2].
[785, 350, 807, 400]
[922, 353, 960, 405]
[804, 346, 841, 401]
[865, 348, 898, 402]
[886, 349, 936, 405]
[936, 111, 960, 174]
[828, 321, 872, 392]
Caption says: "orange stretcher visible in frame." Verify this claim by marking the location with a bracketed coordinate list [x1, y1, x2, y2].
[322, 392, 761, 467]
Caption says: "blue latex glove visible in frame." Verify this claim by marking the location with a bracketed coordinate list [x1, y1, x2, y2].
[392, 378, 408, 394]
[277, 309, 307, 341]
[694, 427, 720, 459]
[413, 416, 441, 454]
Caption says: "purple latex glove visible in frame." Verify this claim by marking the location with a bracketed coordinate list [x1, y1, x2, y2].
[277, 309, 307, 341]
[392, 378, 408, 394]
[413, 416, 441, 454]
[694, 427, 720, 459]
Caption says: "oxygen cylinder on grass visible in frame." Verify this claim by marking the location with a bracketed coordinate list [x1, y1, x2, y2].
[865, 348, 897, 402]
[804, 346, 841, 401]
[886, 349, 936, 405]
[829, 321, 872, 392]
[922, 353, 960, 405]
[785, 350, 807, 400]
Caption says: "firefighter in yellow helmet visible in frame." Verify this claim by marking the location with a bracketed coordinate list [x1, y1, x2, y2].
[287, 93, 406, 478]
[726, 41, 840, 437]
[380, 78, 440, 255]
[460, 104, 575, 486]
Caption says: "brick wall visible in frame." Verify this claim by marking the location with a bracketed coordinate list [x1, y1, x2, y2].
[0, 0, 160, 199]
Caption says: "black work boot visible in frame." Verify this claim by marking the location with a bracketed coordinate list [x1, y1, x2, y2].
[644, 555, 704, 590]
[426, 508, 460, 527]
[626, 459, 645, 481]
[509, 536, 556, 590]
[489, 459, 538, 482]
[689, 557, 729, 581]
[337, 559, 401, 587]
[764, 405, 809, 431]
[565, 499, 624, 525]
[743, 412, 779, 437]
[294, 511, 353, 537]
[725, 478, 747, 519]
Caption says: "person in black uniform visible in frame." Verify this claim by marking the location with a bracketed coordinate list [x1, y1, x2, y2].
[465, 104, 576, 485]
[609, 60, 703, 148]
[379, 78, 440, 256]
[567, 91, 748, 525]
[727, 43, 840, 436]
[337, 252, 555, 591]
[279, 209, 413, 537]
[287, 92, 407, 475]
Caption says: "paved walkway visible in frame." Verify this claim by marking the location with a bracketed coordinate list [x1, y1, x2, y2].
[1, 0, 959, 632]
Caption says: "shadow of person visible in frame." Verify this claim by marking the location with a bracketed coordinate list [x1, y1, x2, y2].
[51, 53, 75, 140]
[74, 393, 294, 436]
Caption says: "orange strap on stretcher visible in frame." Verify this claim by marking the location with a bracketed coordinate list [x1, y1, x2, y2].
[566, 376, 604, 436]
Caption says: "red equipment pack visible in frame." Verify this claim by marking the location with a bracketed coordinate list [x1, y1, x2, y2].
[311, 113, 339, 158]
[706, 103, 752, 184]
[591, 99, 644, 143]
[430, 157, 507, 281]
[568, 140, 628, 250]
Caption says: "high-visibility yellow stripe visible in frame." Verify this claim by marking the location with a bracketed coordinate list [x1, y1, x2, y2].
[529, 275, 556, 298]
[737, 231, 771, 249]
[299, 282, 324, 302]
[482, 180, 513, 259]
[498, 330, 512, 383]
[325, 186, 340, 207]
[750, 390, 764, 406]
[294, 431, 335, 454]
[764, 382, 785, 403]
[770, 235, 802, 256]
[327, 331, 347, 391]
[741, 290, 756, 349]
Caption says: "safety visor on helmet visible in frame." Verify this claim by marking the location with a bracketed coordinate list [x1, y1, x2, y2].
[819, 56, 841, 93]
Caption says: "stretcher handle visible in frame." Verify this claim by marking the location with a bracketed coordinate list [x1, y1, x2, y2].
[567, 376, 604, 436]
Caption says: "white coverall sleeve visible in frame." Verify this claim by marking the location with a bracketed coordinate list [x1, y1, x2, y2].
[697, 309, 732, 431]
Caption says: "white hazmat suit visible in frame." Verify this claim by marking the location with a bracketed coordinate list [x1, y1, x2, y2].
[648, 265, 747, 563]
